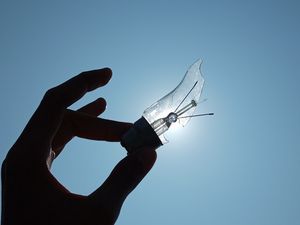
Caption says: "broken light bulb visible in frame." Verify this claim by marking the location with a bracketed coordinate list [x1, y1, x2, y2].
[121, 59, 213, 154]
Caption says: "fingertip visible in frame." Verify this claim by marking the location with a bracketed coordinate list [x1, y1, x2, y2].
[102, 67, 112, 75]
[92, 67, 112, 87]
[96, 97, 107, 108]
[77, 97, 107, 116]
[101, 67, 112, 81]
[96, 97, 107, 115]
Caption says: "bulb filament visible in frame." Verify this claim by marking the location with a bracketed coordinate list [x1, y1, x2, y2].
[150, 81, 213, 136]
[151, 100, 197, 136]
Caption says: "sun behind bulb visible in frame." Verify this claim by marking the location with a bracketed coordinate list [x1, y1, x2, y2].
[121, 59, 213, 154]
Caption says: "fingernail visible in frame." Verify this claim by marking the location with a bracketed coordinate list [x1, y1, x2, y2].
[103, 67, 112, 75]
[46, 150, 56, 170]
[102, 67, 112, 79]
[96, 97, 105, 102]
[97, 97, 107, 106]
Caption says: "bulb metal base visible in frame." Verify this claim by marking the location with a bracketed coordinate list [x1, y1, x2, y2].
[121, 117, 162, 154]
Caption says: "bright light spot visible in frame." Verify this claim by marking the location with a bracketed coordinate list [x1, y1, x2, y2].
[163, 119, 207, 157]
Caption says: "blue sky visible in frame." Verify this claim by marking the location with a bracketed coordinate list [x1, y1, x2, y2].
[1, 1, 299, 224]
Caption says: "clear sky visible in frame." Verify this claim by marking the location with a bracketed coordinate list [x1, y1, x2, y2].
[1, 1, 299, 224]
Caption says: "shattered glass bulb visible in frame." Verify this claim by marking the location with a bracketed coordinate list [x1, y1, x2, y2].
[121, 59, 212, 154]
[143, 59, 203, 142]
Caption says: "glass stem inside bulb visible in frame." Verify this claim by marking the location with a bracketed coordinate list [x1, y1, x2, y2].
[176, 100, 197, 117]
[151, 118, 170, 136]
[150, 100, 198, 137]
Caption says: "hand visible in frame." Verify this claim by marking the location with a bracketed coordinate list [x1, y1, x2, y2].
[1, 68, 157, 225]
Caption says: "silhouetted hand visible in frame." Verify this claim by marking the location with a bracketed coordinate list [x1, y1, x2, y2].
[1, 68, 157, 225]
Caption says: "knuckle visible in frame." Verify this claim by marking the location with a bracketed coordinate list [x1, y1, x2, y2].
[42, 87, 63, 107]
[44, 87, 58, 100]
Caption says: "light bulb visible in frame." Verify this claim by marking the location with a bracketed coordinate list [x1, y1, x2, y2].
[121, 59, 213, 154]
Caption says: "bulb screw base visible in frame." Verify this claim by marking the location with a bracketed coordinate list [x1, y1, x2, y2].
[121, 117, 162, 154]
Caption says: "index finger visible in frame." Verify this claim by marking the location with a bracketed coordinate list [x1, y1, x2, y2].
[11, 68, 112, 163]
[44, 68, 112, 109]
